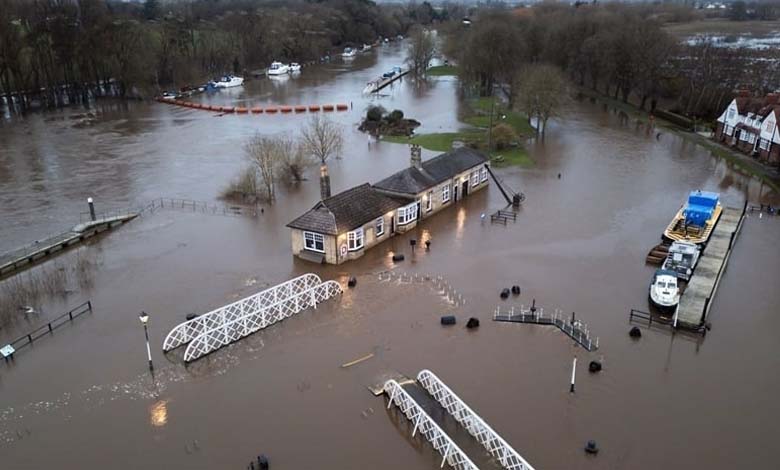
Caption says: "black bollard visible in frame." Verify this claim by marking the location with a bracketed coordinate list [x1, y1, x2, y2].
[441, 315, 456, 325]
[588, 360, 602, 373]
[87, 197, 96, 221]
[392, 253, 405, 262]
[629, 326, 642, 338]
[511, 285, 521, 295]
[500, 288, 510, 299]
[466, 317, 480, 329]
[584, 440, 599, 454]
[347, 276, 357, 288]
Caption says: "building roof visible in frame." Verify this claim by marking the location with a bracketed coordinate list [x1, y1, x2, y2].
[374, 147, 488, 196]
[287, 183, 404, 235]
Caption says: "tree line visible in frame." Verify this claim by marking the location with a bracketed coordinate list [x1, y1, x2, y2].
[443, 2, 780, 121]
[0, 0, 453, 113]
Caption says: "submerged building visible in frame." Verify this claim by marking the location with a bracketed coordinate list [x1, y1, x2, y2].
[287, 145, 490, 264]
[715, 92, 780, 166]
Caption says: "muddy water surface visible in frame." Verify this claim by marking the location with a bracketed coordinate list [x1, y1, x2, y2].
[1, 43, 779, 470]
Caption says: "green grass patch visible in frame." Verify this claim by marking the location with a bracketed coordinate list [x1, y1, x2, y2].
[382, 132, 479, 152]
[465, 97, 535, 137]
[427, 65, 458, 76]
[491, 147, 533, 168]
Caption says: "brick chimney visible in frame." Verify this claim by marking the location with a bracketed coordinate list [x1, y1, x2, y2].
[410, 144, 422, 169]
[320, 164, 331, 200]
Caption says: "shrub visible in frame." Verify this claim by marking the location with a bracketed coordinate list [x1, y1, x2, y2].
[366, 105, 385, 122]
[387, 109, 404, 123]
[491, 123, 518, 150]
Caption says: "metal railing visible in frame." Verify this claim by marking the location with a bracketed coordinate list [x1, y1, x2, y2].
[3, 301, 93, 354]
[417, 370, 535, 470]
[384, 379, 479, 470]
[494, 305, 599, 351]
[79, 197, 258, 223]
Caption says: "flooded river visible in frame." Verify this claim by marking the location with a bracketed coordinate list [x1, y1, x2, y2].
[1, 43, 779, 470]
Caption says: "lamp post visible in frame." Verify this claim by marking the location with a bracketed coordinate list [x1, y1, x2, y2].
[139, 311, 154, 371]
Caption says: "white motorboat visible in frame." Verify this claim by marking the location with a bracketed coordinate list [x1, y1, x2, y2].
[361, 44, 372, 52]
[649, 269, 680, 313]
[160, 91, 178, 100]
[213, 75, 244, 88]
[289, 62, 302, 73]
[662, 241, 700, 281]
[267, 62, 290, 76]
[342, 47, 357, 58]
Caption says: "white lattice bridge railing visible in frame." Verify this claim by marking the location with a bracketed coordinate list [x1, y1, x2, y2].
[162, 273, 342, 362]
[384, 380, 479, 470]
[417, 370, 536, 470]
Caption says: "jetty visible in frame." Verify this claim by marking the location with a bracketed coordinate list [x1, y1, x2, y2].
[675, 205, 746, 329]
[493, 304, 599, 351]
[363, 68, 409, 94]
[0, 214, 137, 277]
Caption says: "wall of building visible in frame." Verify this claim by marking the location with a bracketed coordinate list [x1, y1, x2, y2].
[334, 212, 395, 264]
[418, 164, 490, 220]
[291, 229, 338, 264]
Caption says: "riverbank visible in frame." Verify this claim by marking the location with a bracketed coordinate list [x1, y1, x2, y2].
[577, 87, 780, 192]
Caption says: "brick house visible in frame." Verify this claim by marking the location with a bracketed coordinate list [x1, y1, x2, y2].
[715, 92, 780, 166]
[287, 146, 490, 264]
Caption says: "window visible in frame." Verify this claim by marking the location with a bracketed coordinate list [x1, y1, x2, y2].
[375, 217, 384, 237]
[347, 228, 364, 251]
[471, 171, 479, 187]
[760, 138, 769, 150]
[397, 203, 418, 225]
[740, 132, 748, 141]
[480, 167, 488, 183]
[727, 109, 735, 120]
[303, 231, 325, 253]
[442, 184, 450, 203]
[725, 125, 733, 136]
[426, 191, 433, 211]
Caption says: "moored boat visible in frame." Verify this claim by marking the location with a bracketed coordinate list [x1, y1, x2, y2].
[649, 269, 680, 313]
[267, 62, 290, 76]
[663, 190, 722, 245]
[342, 47, 356, 58]
[289, 62, 301, 73]
[662, 241, 700, 281]
[213, 75, 244, 88]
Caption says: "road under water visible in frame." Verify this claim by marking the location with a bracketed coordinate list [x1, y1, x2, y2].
[1, 43, 779, 470]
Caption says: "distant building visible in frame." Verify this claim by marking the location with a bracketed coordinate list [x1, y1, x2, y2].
[287, 146, 490, 264]
[715, 92, 780, 166]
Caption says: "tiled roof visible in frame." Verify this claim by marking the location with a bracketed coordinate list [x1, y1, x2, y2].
[287, 183, 404, 235]
[374, 147, 488, 195]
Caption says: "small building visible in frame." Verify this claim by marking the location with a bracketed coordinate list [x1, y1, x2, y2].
[715, 92, 780, 166]
[287, 146, 490, 264]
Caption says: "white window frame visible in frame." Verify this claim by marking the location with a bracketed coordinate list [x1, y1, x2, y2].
[480, 167, 488, 183]
[759, 138, 769, 150]
[303, 231, 325, 253]
[375, 217, 384, 237]
[397, 203, 418, 225]
[347, 227, 364, 251]
[426, 191, 433, 212]
[727, 109, 735, 120]
[471, 171, 479, 187]
[442, 184, 450, 203]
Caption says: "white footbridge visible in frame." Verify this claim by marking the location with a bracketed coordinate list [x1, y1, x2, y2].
[163, 273, 342, 362]
[417, 370, 536, 470]
[384, 370, 535, 470]
[384, 380, 479, 470]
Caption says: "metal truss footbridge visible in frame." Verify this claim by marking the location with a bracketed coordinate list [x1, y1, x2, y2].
[163, 273, 342, 362]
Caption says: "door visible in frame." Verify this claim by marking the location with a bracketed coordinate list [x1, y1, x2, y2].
[390, 215, 395, 234]
[454, 184, 458, 202]
[462, 180, 469, 198]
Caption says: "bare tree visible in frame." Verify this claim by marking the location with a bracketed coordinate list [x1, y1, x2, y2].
[245, 133, 282, 201]
[300, 115, 344, 199]
[277, 135, 315, 182]
[406, 24, 435, 76]
[516, 64, 567, 139]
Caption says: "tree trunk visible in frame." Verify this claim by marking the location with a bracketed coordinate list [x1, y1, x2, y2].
[640, 94, 648, 111]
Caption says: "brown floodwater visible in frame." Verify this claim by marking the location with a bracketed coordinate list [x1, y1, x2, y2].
[1, 43, 779, 470]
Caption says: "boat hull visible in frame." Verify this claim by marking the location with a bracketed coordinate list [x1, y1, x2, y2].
[663, 204, 722, 245]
